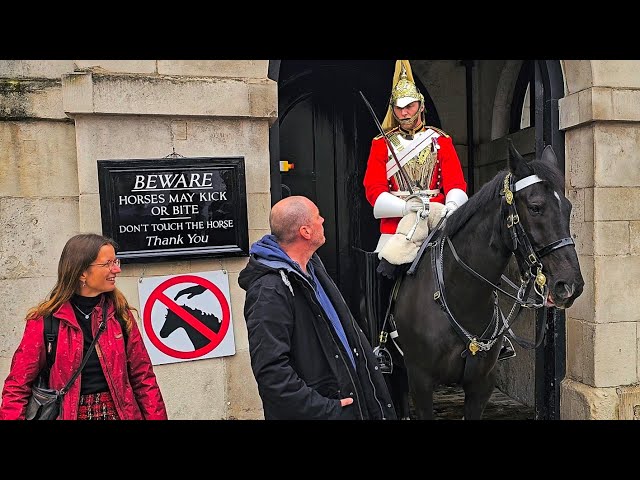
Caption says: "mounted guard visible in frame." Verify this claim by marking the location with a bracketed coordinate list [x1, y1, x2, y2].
[360, 60, 515, 418]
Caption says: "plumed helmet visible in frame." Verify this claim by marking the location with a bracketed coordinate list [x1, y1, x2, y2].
[381, 60, 426, 132]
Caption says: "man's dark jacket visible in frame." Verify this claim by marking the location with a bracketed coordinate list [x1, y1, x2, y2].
[238, 239, 396, 420]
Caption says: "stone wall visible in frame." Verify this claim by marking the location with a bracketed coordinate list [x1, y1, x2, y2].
[0, 60, 276, 419]
[559, 60, 640, 419]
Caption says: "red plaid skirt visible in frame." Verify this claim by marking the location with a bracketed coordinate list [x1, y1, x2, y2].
[77, 391, 120, 420]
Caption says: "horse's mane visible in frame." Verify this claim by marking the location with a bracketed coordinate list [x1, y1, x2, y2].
[443, 156, 565, 237]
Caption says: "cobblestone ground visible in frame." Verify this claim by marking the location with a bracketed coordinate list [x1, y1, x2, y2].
[415, 385, 535, 420]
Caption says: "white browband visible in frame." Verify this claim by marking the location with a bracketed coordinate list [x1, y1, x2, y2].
[514, 175, 543, 191]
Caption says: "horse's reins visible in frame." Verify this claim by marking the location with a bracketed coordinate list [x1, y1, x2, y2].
[429, 172, 576, 357]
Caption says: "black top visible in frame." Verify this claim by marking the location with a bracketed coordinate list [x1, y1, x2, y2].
[70, 293, 109, 395]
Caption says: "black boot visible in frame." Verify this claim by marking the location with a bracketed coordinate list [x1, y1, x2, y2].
[498, 336, 516, 361]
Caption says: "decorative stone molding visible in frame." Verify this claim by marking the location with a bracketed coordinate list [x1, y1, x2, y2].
[559, 86, 640, 130]
[62, 71, 278, 124]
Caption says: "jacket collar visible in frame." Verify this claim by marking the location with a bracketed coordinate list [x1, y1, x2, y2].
[53, 295, 111, 329]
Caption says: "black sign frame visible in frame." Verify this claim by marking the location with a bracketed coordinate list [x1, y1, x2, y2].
[97, 156, 249, 263]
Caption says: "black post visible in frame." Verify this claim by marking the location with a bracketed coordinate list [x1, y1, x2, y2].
[460, 60, 475, 195]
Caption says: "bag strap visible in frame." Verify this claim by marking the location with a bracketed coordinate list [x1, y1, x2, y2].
[58, 306, 107, 396]
[44, 314, 59, 371]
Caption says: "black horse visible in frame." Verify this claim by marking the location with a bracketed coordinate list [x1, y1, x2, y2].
[159, 306, 222, 350]
[159, 285, 222, 350]
[393, 141, 584, 420]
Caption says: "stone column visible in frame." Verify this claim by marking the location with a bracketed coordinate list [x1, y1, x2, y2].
[559, 60, 640, 419]
[61, 61, 277, 419]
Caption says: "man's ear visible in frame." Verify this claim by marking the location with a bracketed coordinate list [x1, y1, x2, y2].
[300, 225, 311, 240]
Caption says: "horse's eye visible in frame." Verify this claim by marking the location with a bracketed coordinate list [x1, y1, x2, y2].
[530, 204, 542, 214]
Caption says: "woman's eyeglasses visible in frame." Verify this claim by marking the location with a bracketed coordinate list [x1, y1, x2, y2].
[90, 258, 121, 269]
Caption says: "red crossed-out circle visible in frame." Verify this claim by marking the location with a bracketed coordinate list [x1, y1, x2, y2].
[143, 274, 231, 359]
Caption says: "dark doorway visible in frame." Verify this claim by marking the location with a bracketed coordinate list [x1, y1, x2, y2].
[269, 60, 437, 319]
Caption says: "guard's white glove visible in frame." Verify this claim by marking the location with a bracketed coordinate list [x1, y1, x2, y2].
[439, 201, 458, 219]
[402, 197, 424, 216]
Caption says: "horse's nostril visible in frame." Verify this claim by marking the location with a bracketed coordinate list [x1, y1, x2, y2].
[554, 281, 575, 299]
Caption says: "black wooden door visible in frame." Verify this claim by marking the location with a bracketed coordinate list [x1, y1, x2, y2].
[275, 60, 395, 315]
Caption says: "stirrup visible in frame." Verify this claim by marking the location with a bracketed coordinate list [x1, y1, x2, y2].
[373, 345, 393, 374]
[498, 336, 517, 361]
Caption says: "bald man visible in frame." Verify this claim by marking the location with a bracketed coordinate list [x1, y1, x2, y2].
[238, 196, 396, 420]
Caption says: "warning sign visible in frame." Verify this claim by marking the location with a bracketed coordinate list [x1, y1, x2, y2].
[138, 270, 235, 366]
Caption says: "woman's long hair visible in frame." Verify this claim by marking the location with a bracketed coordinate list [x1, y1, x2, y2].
[26, 233, 135, 333]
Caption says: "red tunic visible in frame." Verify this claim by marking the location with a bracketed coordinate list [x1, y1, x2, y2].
[363, 130, 467, 234]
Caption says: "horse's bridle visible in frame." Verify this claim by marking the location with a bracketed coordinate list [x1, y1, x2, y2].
[430, 172, 576, 357]
[500, 172, 575, 303]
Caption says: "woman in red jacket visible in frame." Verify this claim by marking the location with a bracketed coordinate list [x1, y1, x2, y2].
[0, 233, 167, 420]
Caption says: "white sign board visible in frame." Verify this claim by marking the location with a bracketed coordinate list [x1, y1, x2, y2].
[138, 270, 235, 366]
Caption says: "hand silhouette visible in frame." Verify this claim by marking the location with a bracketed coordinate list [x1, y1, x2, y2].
[174, 285, 207, 301]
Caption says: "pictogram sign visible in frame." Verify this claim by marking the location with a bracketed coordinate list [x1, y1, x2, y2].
[138, 271, 235, 365]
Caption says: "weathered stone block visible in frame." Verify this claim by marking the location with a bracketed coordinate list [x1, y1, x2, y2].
[0, 60, 75, 79]
[562, 60, 593, 95]
[566, 317, 594, 384]
[584, 187, 594, 222]
[592, 60, 640, 88]
[567, 187, 584, 223]
[631, 221, 640, 256]
[590, 87, 614, 120]
[248, 81, 278, 125]
[0, 78, 66, 119]
[247, 193, 271, 230]
[158, 60, 268, 79]
[63, 73, 276, 121]
[0, 276, 55, 357]
[74, 60, 157, 74]
[567, 254, 593, 322]
[594, 187, 640, 221]
[226, 350, 264, 420]
[79, 194, 102, 234]
[594, 124, 640, 187]
[593, 321, 638, 387]
[617, 384, 640, 420]
[0, 121, 78, 197]
[111, 275, 141, 314]
[0, 197, 79, 279]
[565, 127, 594, 189]
[594, 256, 640, 324]
[249, 229, 270, 246]
[559, 92, 580, 130]
[561, 378, 618, 419]
[61, 72, 93, 114]
[612, 89, 640, 121]
[152, 357, 226, 419]
[122, 260, 192, 279]
[594, 221, 630, 255]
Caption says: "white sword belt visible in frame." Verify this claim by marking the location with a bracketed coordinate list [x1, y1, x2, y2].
[391, 189, 441, 199]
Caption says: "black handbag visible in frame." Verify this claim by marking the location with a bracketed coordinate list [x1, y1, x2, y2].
[26, 307, 107, 420]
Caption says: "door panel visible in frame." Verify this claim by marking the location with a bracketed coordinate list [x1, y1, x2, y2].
[277, 60, 395, 313]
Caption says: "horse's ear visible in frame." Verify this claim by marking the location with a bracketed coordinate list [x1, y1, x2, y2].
[540, 144, 558, 168]
[507, 139, 532, 178]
